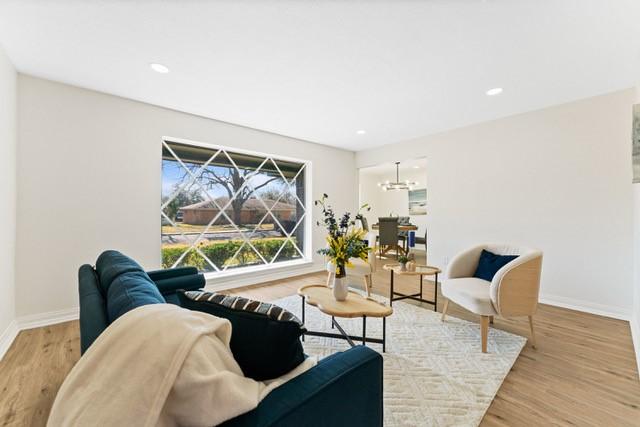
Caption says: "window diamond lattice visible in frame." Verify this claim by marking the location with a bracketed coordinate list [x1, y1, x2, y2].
[161, 140, 308, 272]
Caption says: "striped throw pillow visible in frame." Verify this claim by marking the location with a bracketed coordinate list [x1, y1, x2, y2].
[183, 290, 303, 325]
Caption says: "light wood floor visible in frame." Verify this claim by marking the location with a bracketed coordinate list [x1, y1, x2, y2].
[1, 260, 639, 426]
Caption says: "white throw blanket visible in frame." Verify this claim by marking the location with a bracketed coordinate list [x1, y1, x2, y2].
[48, 304, 316, 427]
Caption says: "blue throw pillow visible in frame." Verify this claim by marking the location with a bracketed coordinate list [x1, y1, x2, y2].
[473, 249, 518, 281]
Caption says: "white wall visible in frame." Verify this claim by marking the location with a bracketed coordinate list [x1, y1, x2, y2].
[16, 75, 356, 318]
[0, 44, 17, 356]
[359, 168, 428, 239]
[357, 89, 636, 319]
[632, 184, 640, 375]
[632, 86, 640, 377]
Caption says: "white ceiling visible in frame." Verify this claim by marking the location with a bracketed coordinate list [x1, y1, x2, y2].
[1, 1, 639, 152]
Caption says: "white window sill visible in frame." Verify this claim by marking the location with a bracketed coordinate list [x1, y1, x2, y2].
[203, 258, 321, 292]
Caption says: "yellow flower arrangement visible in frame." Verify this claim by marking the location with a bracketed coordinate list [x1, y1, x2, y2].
[316, 194, 370, 278]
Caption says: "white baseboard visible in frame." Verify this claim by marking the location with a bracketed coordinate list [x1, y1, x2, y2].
[17, 307, 79, 331]
[631, 312, 640, 380]
[0, 320, 19, 362]
[0, 308, 81, 362]
[539, 293, 632, 321]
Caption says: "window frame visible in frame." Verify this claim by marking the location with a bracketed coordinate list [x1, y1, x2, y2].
[161, 136, 313, 279]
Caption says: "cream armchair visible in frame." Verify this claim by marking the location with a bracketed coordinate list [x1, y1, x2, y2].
[441, 244, 543, 353]
[326, 248, 376, 296]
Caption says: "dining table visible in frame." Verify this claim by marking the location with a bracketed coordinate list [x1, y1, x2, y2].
[371, 223, 418, 231]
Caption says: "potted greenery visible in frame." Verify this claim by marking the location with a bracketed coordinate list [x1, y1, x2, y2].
[398, 255, 410, 271]
[315, 194, 370, 301]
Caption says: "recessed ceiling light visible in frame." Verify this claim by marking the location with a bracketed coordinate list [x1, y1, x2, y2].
[356, 130, 366, 135]
[486, 87, 503, 96]
[150, 63, 170, 74]
[413, 166, 420, 169]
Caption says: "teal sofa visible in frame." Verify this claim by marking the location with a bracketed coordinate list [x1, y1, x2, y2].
[78, 251, 383, 427]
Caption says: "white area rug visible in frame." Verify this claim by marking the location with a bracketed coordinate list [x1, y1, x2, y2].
[274, 294, 526, 427]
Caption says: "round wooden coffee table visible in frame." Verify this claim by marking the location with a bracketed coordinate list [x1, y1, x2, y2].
[382, 264, 442, 311]
[297, 285, 393, 352]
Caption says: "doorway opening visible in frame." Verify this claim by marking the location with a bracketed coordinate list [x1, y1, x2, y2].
[358, 158, 428, 262]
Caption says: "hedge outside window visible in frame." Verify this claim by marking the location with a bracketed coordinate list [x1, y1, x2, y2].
[161, 139, 309, 273]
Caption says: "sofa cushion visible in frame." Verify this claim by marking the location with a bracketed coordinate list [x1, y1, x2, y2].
[178, 290, 306, 381]
[473, 249, 518, 281]
[106, 270, 166, 322]
[94, 250, 165, 322]
[95, 250, 146, 295]
[442, 277, 497, 315]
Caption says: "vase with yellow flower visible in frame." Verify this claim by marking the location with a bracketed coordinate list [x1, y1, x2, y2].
[315, 194, 371, 301]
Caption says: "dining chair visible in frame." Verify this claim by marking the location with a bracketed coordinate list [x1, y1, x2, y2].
[359, 216, 370, 246]
[415, 227, 428, 260]
[325, 248, 375, 296]
[325, 215, 376, 295]
[397, 216, 410, 252]
[359, 216, 369, 232]
[377, 217, 399, 259]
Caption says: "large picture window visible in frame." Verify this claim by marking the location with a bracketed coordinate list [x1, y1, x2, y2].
[161, 138, 309, 274]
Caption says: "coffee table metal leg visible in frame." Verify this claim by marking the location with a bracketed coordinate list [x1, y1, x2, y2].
[301, 296, 305, 342]
[434, 272, 438, 312]
[362, 316, 367, 345]
[331, 318, 356, 347]
[304, 316, 387, 351]
[331, 315, 335, 329]
[383, 316, 386, 353]
[390, 270, 394, 307]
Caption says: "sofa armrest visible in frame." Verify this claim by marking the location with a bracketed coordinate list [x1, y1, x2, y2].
[147, 267, 205, 295]
[221, 346, 383, 427]
[78, 264, 109, 355]
[146, 267, 199, 282]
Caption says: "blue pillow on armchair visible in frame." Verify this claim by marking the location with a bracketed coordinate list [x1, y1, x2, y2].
[473, 249, 518, 281]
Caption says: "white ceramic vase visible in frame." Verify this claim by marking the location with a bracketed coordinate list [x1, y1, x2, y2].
[332, 275, 349, 301]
